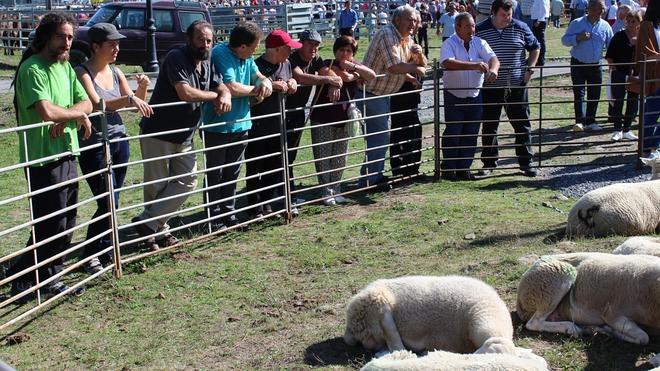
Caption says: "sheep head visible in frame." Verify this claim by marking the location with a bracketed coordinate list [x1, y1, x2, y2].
[640, 156, 659, 180]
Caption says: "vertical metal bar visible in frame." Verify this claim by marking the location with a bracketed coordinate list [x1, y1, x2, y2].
[22, 130, 41, 304]
[433, 58, 441, 181]
[200, 129, 212, 234]
[638, 54, 647, 162]
[537, 65, 543, 168]
[278, 93, 292, 222]
[99, 101, 123, 279]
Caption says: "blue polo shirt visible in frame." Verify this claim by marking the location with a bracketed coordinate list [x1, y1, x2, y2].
[202, 42, 258, 133]
[338, 8, 358, 28]
[561, 16, 613, 64]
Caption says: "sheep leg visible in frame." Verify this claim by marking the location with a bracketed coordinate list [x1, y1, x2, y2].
[381, 311, 406, 351]
[601, 315, 650, 345]
[524, 277, 582, 337]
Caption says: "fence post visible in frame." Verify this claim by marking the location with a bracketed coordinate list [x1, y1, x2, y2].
[432, 58, 441, 181]
[537, 65, 543, 169]
[99, 101, 122, 279]
[278, 93, 293, 222]
[637, 54, 647, 165]
[200, 130, 213, 234]
[22, 130, 42, 304]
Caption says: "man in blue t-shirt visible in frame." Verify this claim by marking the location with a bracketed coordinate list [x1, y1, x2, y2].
[201, 21, 272, 232]
[337, 0, 359, 36]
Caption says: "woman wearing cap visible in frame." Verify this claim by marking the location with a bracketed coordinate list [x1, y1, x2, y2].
[75, 22, 153, 274]
[311, 35, 375, 205]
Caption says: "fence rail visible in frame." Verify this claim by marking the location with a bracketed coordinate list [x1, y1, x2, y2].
[0, 59, 657, 332]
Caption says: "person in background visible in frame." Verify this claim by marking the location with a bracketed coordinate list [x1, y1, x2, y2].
[440, 12, 499, 181]
[418, 3, 433, 56]
[606, 0, 618, 25]
[438, 1, 458, 40]
[310, 36, 376, 205]
[476, 0, 540, 177]
[634, 0, 659, 158]
[9, 13, 92, 301]
[75, 23, 152, 273]
[245, 30, 299, 219]
[477, 0, 494, 22]
[201, 22, 269, 232]
[562, 0, 613, 132]
[570, 0, 588, 20]
[133, 20, 231, 249]
[531, 0, 550, 66]
[337, 0, 359, 36]
[612, 5, 632, 33]
[550, 0, 564, 27]
[605, 10, 641, 142]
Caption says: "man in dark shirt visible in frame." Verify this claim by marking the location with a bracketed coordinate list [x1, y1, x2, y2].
[286, 29, 342, 210]
[476, 0, 540, 177]
[133, 20, 231, 249]
[246, 30, 300, 219]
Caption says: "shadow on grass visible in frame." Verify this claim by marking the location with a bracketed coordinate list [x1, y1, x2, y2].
[464, 224, 566, 248]
[304, 336, 373, 368]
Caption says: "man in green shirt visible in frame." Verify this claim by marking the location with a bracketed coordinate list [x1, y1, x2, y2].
[8, 13, 92, 303]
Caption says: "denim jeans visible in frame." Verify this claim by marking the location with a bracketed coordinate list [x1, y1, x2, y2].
[78, 138, 129, 265]
[359, 90, 391, 186]
[442, 92, 483, 171]
[608, 69, 639, 132]
[570, 58, 602, 126]
[644, 89, 660, 151]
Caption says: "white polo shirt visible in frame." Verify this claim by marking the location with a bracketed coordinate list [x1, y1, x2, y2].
[440, 33, 496, 98]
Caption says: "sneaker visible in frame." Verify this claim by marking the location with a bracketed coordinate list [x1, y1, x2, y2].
[585, 123, 603, 131]
[522, 168, 538, 177]
[10, 281, 34, 304]
[83, 258, 104, 275]
[155, 233, 179, 248]
[477, 168, 493, 176]
[573, 123, 584, 132]
[622, 131, 638, 140]
[334, 194, 349, 204]
[611, 131, 623, 141]
[47, 281, 85, 298]
[292, 197, 305, 205]
[323, 197, 337, 206]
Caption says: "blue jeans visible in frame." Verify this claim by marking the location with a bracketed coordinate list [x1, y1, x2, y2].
[644, 89, 660, 151]
[78, 138, 129, 264]
[570, 58, 602, 126]
[359, 90, 390, 186]
[442, 92, 483, 171]
[608, 69, 639, 132]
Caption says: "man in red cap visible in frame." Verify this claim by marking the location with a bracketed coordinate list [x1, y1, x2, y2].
[245, 30, 300, 219]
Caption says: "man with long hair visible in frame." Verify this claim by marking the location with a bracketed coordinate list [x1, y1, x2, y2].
[8, 12, 93, 302]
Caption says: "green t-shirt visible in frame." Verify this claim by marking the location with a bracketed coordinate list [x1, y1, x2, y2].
[16, 54, 88, 166]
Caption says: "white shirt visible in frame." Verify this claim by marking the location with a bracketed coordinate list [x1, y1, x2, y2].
[531, 0, 550, 21]
[606, 4, 617, 20]
[440, 34, 497, 98]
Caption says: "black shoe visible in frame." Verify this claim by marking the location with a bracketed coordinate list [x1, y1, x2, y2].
[456, 171, 476, 181]
[522, 168, 538, 177]
[477, 169, 493, 176]
[46, 281, 85, 298]
[440, 171, 457, 181]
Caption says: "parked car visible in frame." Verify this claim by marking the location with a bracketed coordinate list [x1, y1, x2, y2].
[71, 0, 211, 67]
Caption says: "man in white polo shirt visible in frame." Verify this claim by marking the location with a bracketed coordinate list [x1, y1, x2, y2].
[440, 12, 499, 181]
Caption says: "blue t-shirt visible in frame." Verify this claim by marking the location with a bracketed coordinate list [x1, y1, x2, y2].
[202, 43, 258, 133]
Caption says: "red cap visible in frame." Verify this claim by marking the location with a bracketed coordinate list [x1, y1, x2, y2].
[265, 29, 303, 49]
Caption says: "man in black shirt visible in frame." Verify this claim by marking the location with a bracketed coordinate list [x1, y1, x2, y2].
[286, 29, 342, 210]
[134, 20, 231, 249]
[246, 30, 300, 219]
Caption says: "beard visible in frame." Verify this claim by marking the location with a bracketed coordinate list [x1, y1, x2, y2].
[191, 46, 209, 61]
[47, 45, 69, 62]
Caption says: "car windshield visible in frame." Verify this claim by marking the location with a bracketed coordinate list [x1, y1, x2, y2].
[85, 6, 120, 27]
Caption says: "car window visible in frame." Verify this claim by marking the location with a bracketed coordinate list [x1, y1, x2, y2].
[178, 11, 205, 32]
[85, 6, 119, 27]
[121, 8, 145, 29]
[154, 10, 174, 32]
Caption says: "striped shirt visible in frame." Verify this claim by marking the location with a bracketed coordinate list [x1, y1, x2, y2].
[363, 24, 413, 96]
[440, 33, 497, 98]
[476, 17, 539, 87]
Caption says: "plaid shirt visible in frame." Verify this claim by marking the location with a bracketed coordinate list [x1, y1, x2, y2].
[363, 24, 413, 96]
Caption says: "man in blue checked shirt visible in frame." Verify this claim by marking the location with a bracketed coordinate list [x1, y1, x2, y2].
[337, 0, 359, 36]
[561, 0, 613, 132]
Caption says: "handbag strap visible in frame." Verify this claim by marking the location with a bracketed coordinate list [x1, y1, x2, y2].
[303, 59, 335, 126]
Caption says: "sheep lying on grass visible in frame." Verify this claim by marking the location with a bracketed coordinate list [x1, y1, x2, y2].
[344, 276, 517, 354]
[517, 252, 660, 366]
[360, 348, 549, 371]
[565, 180, 660, 237]
[640, 155, 659, 180]
[613, 236, 660, 257]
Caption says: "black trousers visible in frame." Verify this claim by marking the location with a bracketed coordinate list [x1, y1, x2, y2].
[285, 110, 305, 192]
[389, 82, 422, 176]
[480, 86, 534, 168]
[203, 130, 248, 221]
[7, 157, 78, 284]
[245, 119, 284, 211]
[608, 69, 639, 132]
[417, 28, 429, 57]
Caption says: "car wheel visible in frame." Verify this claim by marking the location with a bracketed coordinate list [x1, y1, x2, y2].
[69, 48, 89, 67]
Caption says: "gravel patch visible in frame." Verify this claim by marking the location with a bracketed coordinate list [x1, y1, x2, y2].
[541, 164, 652, 199]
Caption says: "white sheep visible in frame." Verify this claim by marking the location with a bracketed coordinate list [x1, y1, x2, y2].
[613, 236, 660, 257]
[344, 276, 516, 354]
[640, 155, 659, 180]
[516, 252, 660, 366]
[360, 348, 549, 371]
[565, 180, 660, 237]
